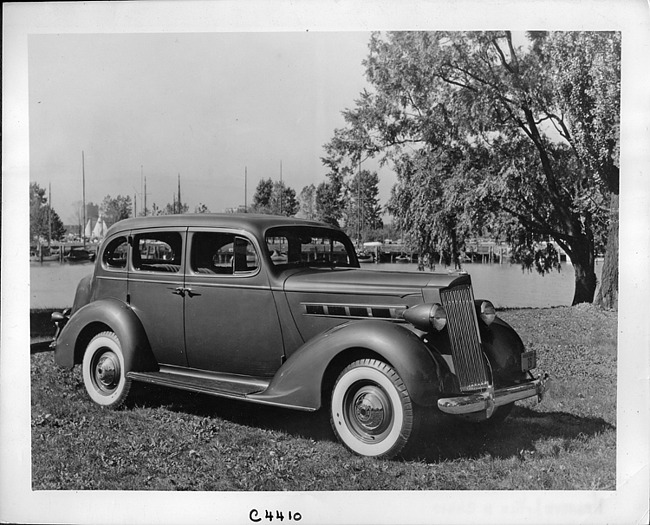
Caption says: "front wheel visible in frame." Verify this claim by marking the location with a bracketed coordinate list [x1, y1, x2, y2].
[330, 359, 417, 459]
[82, 331, 132, 408]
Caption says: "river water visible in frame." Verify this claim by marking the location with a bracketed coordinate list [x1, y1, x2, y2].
[30, 259, 600, 310]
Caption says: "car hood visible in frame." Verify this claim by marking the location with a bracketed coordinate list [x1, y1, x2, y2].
[281, 267, 471, 299]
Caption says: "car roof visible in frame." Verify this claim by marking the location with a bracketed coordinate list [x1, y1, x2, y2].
[106, 213, 340, 239]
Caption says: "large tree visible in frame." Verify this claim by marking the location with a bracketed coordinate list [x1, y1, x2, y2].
[30, 183, 66, 244]
[325, 31, 619, 306]
[535, 32, 620, 308]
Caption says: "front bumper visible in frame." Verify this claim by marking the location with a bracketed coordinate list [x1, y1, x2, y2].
[437, 373, 549, 416]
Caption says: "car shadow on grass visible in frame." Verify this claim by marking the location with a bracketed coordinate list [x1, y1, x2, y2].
[127, 383, 335, 442]
[126, 384, 614, 463]
[403, 405, 615, 462]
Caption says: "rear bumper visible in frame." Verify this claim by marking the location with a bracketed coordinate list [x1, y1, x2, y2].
[437, 373, 549, 416]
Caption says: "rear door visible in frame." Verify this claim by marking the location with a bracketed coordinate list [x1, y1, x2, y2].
[127, 228, 188, 367]
[183, 228, 284, 376]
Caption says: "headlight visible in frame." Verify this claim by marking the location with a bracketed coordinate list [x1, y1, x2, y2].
[480, 300, 496, 326]
[429, 304, 447, 331]
[403, 303, 447, 332]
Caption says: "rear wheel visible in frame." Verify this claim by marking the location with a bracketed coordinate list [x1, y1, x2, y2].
[330, 359, 417, 459]
[82, 331, 132, 408]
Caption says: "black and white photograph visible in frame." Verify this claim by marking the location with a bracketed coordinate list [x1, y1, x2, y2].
[2, 1, 649, 524]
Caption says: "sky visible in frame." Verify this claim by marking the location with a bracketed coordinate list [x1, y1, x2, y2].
[29, 31, 390, 224]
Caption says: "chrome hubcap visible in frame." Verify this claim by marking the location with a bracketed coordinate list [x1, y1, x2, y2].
[354, 390, 385, 430]
[94, 351, 119, 392]
[346, 384, 392, 442]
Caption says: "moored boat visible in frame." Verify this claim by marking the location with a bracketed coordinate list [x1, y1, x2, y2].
[65, 247, 94, 262]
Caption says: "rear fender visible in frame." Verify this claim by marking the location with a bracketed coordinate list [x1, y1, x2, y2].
[70, 273, 93, 314]
[249, 320, 445, 410]
[53, 298, 158, 373]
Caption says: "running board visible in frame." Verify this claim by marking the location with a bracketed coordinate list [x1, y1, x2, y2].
[127, 368, 270, 399]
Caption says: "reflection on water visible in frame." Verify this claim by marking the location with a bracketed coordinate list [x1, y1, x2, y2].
[367, 262, 583, 308]
[31, 259, 600, 309]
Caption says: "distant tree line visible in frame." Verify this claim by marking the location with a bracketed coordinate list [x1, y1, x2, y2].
[247, 171, 385, 244]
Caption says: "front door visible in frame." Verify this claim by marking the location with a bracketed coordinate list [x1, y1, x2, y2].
[183, 229, 284, 377]
[127, 228, 187, 367]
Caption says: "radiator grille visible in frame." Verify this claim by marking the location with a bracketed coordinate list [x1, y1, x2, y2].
[440, 284, 490, 392]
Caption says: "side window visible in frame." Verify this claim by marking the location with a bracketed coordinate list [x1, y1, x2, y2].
[266, 230, 352, 266]
[191, 232, 258, 275]
[267, 235, 289, 264]
[133, 231, 182, 273]
[102, 236, 129, 269]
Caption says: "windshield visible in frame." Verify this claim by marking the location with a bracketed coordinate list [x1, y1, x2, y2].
[265, 226, 359, 268]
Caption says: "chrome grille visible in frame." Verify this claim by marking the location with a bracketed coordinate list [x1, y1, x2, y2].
[440, 284, 490, 392]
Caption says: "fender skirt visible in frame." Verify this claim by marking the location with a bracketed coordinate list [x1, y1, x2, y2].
[53, 298, 158, 373]
[248, 320, 445, 411]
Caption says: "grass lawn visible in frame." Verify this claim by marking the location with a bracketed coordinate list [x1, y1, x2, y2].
[31, 305, 617, 491]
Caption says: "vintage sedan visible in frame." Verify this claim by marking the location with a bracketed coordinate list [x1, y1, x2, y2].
[52, 214, 547, 458]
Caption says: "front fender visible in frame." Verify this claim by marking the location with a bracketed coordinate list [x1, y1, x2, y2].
[479, 316, 528, 385]
[53, 298, 158, 373]
[248, 320, 444, 410]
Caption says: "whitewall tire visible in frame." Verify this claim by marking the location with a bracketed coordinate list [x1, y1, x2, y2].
[330, 359, 416, 459]
[82, 331, 132, 408]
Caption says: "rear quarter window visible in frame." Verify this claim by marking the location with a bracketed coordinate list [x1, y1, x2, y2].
[102, 236, 129, 270]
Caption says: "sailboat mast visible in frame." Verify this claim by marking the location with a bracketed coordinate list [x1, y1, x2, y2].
[139, 165, 143, 217]
[48, 182, 52, 248]
[82, 151, 86, 246]
[177, 174, 181, 214]
[357, 157, 361, 245]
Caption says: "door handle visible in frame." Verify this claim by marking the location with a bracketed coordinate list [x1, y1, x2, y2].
[170, 287, 200, 297]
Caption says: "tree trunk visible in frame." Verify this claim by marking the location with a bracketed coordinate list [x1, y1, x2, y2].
[571, 259, 598, 305]
[595, 193, 619, 310]
[566, 229, 598, 306]
[450, 229, 461, 269]
[565, 234, 597, 305]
